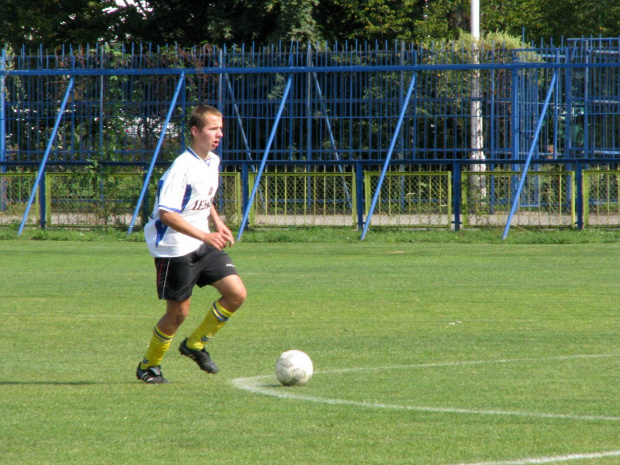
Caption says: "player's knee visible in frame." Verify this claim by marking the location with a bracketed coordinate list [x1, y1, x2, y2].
[232, 287, 247, 309]
[224, 287, 246, 312]
[167, 300, 190, 324]
[173, 312, 188, 326]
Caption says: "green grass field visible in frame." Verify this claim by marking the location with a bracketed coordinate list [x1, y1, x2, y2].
[1, 238, 618, 465]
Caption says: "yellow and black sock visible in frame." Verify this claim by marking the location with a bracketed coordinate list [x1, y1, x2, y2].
[140, 325, 174, 369]
[186, 301, 234, 350]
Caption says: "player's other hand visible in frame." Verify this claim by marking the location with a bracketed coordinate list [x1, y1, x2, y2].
[217, 225, 235, 247]
[203, 232, 230, 250]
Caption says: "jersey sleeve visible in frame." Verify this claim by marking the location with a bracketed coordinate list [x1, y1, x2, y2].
[158, 164, 191, 213]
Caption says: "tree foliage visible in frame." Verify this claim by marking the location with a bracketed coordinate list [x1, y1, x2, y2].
[0, 0, 112, 47]
[0, 0, 618, 49]
[317, 0, 425, 42]
[415, 0, 620, 45]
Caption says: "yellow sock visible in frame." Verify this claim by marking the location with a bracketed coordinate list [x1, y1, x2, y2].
[140, 325, 174, 369]
[186, 301, 234, 350]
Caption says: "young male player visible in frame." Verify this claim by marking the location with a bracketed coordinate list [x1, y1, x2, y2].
[137, 104, 247, 384]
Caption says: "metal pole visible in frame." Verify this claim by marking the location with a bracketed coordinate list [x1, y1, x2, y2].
[470, 0, 485, 196]
[0, 49, 6, 173]
[0, 49, 6, 213]
[361, 73, 417, 240]
[18, 77, 75, 235]
[502, 71, 558, 239]
[471, 0, 480, 39]
[575, 162, 584, 230]
[127, 72, 185, 235]
[452, 162, 462, 231]
[236, 74, 294, 241]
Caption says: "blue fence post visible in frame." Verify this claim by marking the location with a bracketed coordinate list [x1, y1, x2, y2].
[511, 66, 520, 161]
[240, 162, 250, 221]
[355, 161, 364, 230]
[564, 49, 573, 158]
[452, 162, 462, 231]
[0, 48, 6, 212]
[141, 167, 150, 223]
[0, 49, 5, 175]
[575, 161, 584, 230]
[39, 173, 46, 229]
[583, 49, 590, 157]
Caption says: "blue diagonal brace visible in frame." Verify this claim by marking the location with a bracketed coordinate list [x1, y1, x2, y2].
[502, 71, 558, 240]
[361, 73, 417, 240]
[18, 77, 75, 236]
[312, 72, 341, 162]
[225, 74, 253, 163]
[127, 72, 185, 235]
[236, 74, 294, 242]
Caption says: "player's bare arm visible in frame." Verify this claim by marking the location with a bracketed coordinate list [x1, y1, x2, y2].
[210, 205, 235, 246]
[159, 209, 229, 250]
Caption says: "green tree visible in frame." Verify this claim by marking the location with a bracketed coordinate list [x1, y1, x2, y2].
[317, 0, 425, 42]
[1, 0, 618, 48]
[0, 0, 112, 48]
[414, 0, 620, 44]
[101, 0, 278, 45]
[267, 0, 321, 43]
[536, 0, 620, 41]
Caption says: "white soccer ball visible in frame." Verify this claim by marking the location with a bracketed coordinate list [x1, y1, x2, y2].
[275, 350, 313, 386]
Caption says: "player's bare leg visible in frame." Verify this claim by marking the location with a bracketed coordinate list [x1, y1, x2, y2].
[180, 275, 247, 373]
[137, 299, 191, 383]
[211, 274, 247, 313]
[158, 299, 191, 335]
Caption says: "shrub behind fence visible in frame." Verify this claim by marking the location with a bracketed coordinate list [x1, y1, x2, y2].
[364, 171, 451, 227]
[3, 165, 618, 230]
[584, 170, 620, 227]
[462, 170, 576, 228]
[249, 171, 356, 227]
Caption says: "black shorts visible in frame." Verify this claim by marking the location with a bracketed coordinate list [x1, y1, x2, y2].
[154, 244, 239, 302]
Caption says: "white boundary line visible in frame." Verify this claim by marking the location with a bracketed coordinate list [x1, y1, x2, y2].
[450, 450, 620, 465]
[318, 353, 620, 374]
[231, 353, 620, 422]
[231, 354, 620, 464]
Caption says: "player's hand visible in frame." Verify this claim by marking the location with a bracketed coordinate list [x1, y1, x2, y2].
[212, 220, 235, 247]
[202, 232, 230, 250]
[217, 224, 235, 247]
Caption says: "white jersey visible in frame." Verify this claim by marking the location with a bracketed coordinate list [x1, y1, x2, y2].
[144, 148, 220, 258]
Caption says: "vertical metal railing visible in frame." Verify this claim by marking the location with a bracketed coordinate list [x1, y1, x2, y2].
[0, 49, 5, 175]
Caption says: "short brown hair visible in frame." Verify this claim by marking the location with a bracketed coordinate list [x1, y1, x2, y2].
[188, 105, 222, 132]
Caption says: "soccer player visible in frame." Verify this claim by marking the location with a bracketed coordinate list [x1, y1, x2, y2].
[137, 104, 247, 384]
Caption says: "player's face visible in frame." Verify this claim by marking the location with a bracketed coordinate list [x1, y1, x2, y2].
[191, 114, 223, 156]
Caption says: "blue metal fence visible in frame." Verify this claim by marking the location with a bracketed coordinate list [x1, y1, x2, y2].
[2, 39, 619, 166]
[0, 39, 619, 234]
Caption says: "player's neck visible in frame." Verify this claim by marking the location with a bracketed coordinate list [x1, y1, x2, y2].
[189, 144, 210, 161]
